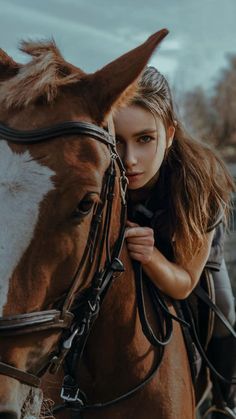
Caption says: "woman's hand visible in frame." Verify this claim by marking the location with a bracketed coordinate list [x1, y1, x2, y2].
[125, 220, 155, 264]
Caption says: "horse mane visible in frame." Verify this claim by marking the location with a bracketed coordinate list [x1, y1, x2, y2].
[0, 40, 85, 108]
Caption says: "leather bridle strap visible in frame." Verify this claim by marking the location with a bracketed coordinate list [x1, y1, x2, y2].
[0, 120, 115, 146]
[0, 310, 74, 388]
[0, 361, 40, 387]
[0, 310, 74, 335]
[0, 310, 74, 336]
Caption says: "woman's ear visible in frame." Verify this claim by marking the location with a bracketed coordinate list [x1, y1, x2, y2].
[167, 125, 175, 148]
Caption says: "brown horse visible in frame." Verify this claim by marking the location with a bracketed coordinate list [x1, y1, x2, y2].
[0, 30, 195, 419]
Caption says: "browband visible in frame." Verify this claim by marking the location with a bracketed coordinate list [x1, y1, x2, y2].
[0, 120, 115, 146]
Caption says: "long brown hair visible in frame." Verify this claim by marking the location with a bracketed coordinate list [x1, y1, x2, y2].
[131, 66, 235, 265]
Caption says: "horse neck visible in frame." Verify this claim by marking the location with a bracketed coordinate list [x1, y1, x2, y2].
[101, 246, 136, 325]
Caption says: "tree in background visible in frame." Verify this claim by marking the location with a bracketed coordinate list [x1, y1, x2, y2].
[181, 87, 216, 144]
[180, 54, 236, 162]
[211, 54, 236, 153]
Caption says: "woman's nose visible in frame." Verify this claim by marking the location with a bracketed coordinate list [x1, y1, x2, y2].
[123, 147, 137, 168]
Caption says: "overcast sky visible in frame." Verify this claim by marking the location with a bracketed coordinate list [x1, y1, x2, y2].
[0, 0, 236, 93]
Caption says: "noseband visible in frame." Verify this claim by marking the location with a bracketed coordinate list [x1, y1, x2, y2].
[0, 120, 128, 388]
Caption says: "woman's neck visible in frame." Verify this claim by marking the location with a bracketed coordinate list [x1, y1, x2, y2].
[129, 171, 159, 203]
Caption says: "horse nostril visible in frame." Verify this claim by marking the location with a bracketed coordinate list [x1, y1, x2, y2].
[0, 412, 18, 419]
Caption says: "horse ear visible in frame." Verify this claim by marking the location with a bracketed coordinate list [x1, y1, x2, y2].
[83, 29, 169, 122]
[0, 49, 21, 81]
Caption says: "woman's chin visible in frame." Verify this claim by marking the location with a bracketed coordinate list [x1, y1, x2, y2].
[128, 182, 143, 190]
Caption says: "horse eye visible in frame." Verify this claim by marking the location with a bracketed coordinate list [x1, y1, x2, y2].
[72, 195, 95, 220]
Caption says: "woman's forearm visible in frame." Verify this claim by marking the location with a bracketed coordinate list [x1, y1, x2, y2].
[142, 247, 194, 299]
[125, 224, 214, 300]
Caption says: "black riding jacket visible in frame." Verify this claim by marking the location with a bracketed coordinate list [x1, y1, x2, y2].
[128, 165, 224, 272]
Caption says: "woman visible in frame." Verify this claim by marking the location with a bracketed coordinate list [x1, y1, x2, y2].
[113, 66, 236, 419]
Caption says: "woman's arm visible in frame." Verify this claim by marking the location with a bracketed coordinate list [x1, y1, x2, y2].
[125, 221, 215, 299]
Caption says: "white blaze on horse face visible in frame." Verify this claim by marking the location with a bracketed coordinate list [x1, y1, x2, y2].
[0, 141, 55, 315]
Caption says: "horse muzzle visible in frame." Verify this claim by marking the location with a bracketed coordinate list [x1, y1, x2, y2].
[0, 376, 42, 419]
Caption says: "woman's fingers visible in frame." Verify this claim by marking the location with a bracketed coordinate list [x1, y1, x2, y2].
[127, 243, 151, 253]
[126, 236, 154, 246]
[125, 226, 153, 238]
[125, 227, 154, 264]
[126, 220, 139, 227]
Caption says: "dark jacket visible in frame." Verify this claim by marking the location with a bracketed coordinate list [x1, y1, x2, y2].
[128, 165, 224, 272]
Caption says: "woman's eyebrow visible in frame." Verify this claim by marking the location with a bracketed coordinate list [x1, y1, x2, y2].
[133, 129, 157, 137]
[115, 129, 157, 140]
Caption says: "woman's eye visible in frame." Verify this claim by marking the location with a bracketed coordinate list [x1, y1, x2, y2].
[139, 135, 153, 143]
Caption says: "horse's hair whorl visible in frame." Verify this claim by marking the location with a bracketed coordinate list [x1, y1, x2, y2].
[19, 39, 63, 60]
[0, 39, 84, 108]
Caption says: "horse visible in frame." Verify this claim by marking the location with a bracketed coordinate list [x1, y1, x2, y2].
[0, 30, 195, 419]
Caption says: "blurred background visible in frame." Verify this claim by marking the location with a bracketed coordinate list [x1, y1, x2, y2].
[0, 0, 235, 286]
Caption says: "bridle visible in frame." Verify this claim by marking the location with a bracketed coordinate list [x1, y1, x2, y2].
[0, 119, 186, 416]
[0, 120, 128, 389]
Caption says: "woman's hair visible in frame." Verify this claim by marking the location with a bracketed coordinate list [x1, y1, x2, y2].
[131, 66, 235, 265]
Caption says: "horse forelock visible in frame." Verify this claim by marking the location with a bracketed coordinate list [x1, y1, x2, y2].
[0, 141, 55, 315]
[0, 40, 85, 109]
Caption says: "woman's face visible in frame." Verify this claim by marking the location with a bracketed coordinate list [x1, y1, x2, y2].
[114, 104, 175, 190]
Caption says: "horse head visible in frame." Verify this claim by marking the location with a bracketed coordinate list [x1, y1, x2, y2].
[0, 29, 168, 418]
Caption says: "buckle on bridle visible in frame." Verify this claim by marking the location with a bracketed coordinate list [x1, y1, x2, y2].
[119, 172, 128, 205]
[111, 257, 125, 273]
[61, 375, 84, 404]
[88, 300, 97, 312]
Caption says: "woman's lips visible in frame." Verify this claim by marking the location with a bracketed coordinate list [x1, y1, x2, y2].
[126, 172, 143, 182]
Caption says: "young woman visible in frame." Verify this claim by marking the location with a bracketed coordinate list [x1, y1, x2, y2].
[113, 66, 236, 419]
